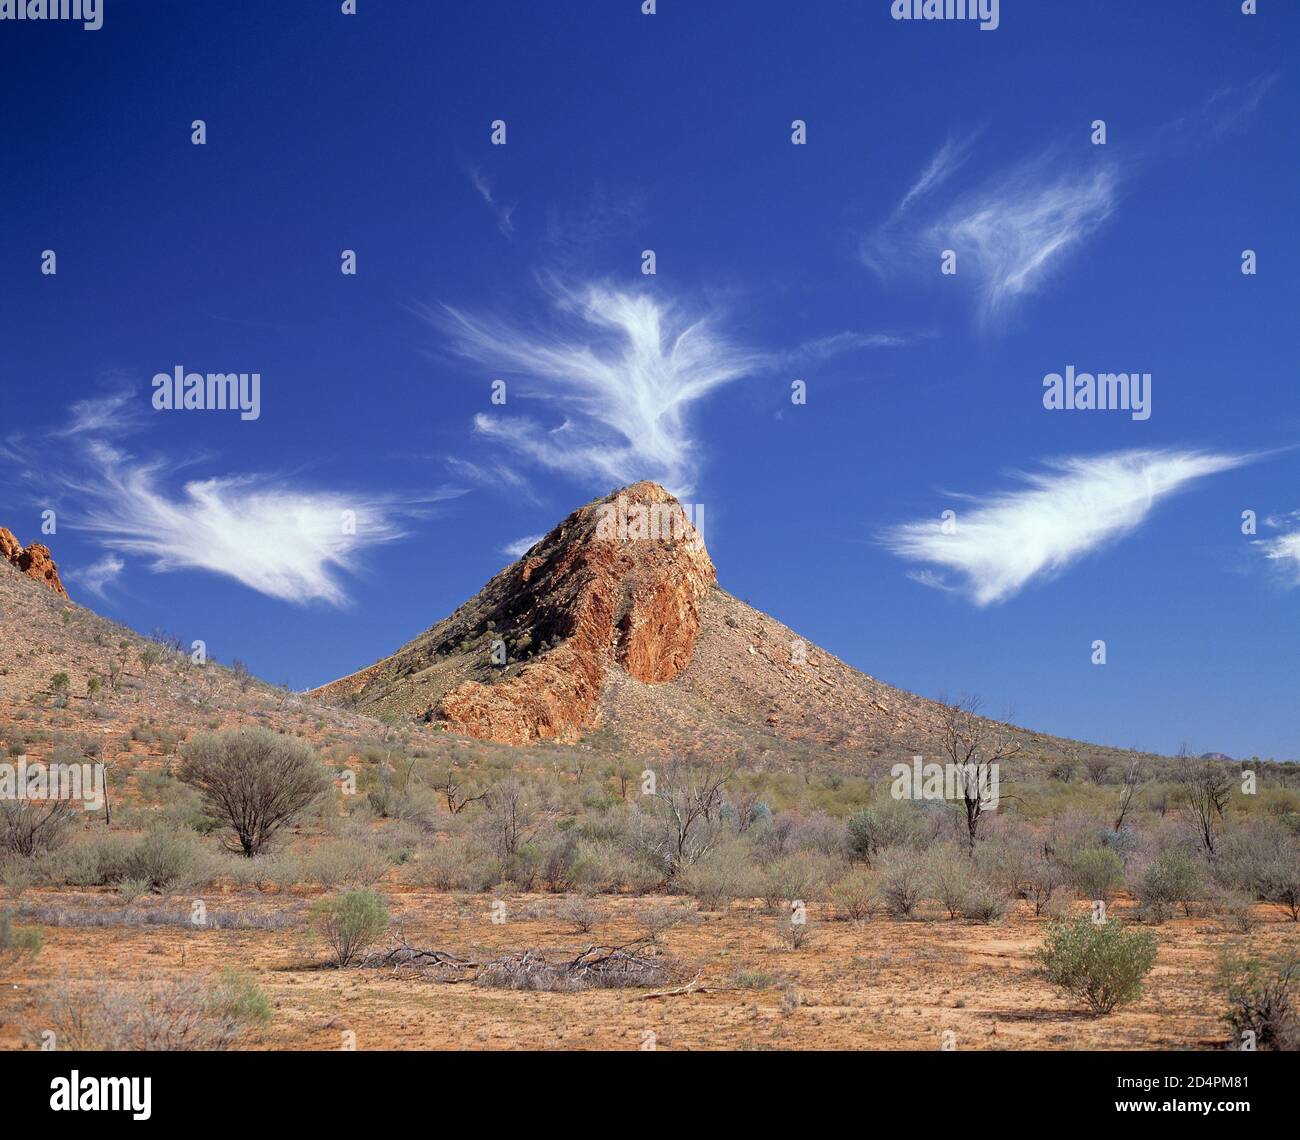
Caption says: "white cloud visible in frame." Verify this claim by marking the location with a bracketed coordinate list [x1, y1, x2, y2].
[53, 393, 141, 438]
[74, 554, 124, 599]
[501, 534, 542, 559]
[882, 449, 1246, 606]
[784, 330, 909, 364]
[896, 131, 980, 214]
[864, 140, 1118, 323]
[34, 395, 438, 606]
[435, 282, 761, 496]
[467, 166, 515, 236]
[1255, 511, 1300, 586]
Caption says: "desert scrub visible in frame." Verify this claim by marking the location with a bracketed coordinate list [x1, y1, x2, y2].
[310, 888, 389, 967]
[1217, 951, 1298, 1051]
[1035, 916, 1157, 1015]
[552, 895, 603, 934]
[1066, 847, 1124, 904]
[300, 838, 389, 889]
[1136, 847, 1203, 920]
[758, 851, 835, 911]
[29, 973, 267, 1050]
[0, 909, 43, 973]
[680, 842, 754, 911]
[122, 825, 214, 895]
[206, 967, 273, 1030]
[879, 847, 928, 918]
[829, 866, 881, 921]
[959, 879, 1009, 924]
[178, 727, 330, 857]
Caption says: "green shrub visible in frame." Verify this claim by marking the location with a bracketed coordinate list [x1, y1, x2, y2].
[207, 967, 273, 1029]
[123, 826, 211, 894]
[1138, 848, 1203, 919]
[0, 909, 43, 973]
[309, 888, 389, 967]
[1035, 916, 1157, 1015]
[1067, 847, 1124, 903]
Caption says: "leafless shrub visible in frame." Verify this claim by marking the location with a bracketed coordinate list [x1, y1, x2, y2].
[552, 895, 603, 934]
[0, 800, 76, 858]
[779, 912, 813, 951]
[634, 902, 691, 943]
[628, 760, 730, 883]
[880, 846, 928, 918]
[830, 867, 881, 921]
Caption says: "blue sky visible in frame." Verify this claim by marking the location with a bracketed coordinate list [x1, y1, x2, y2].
[1, 2, 1297, 759]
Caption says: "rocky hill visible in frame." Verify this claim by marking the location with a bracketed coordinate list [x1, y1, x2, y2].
[310, 483, 1163, 768]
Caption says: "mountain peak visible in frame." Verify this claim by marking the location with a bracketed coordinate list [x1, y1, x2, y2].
[313, 481, 715, 744]
[1, 526, 69, 599]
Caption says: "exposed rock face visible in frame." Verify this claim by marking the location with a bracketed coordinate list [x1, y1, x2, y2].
[311, 482, 714, 745]
[0, 527, 69, 599]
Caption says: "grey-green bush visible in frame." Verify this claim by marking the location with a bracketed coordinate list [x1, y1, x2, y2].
[179, 727, 330, 857]
[1035, 916, 1157, 1015]
[309, 888, 389, 967]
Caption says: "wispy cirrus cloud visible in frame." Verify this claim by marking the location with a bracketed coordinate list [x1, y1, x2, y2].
[467, 166, 515, 237]
[73, 554, 125, 600]
[864, 138, 1119, 324]
[882, 449, 1247, 606]
[20, 394, 447, 606]
[432, 282, 763, 496]
[895, 130, 981, 215]
[1255, 511, 1300, 587]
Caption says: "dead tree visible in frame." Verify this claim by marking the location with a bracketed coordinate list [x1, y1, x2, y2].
[1174, 746, 1232, 859]
[938, 696, 1021, 853]
[1113, 757, 1144, 832]
[634, 760, 730, 882]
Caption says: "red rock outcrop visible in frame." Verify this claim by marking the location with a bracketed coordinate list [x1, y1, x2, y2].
[437, 482, 714, 744]
[0, 527, 69, 599]
[311, 482, 714, 745]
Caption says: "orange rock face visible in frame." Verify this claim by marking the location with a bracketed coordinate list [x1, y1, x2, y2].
[0, 526, 69, 599]
[435, 482, 715, 744]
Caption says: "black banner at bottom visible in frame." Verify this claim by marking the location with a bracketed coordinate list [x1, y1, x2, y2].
[3, 1048, 1292, 1126]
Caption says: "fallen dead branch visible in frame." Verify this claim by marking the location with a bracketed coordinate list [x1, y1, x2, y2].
[476, 938, 674, 992]
[638, 973, 709, 1000]
[359, 937, 478, 981]
[359, 934, 678, 992]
